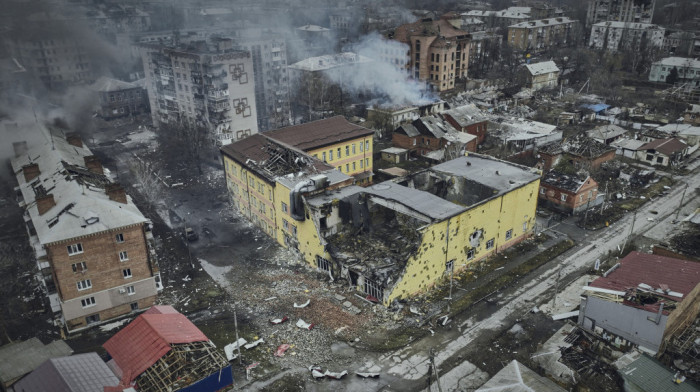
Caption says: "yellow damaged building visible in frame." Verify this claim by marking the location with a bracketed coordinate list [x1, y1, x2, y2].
[221, 120, 540, 305]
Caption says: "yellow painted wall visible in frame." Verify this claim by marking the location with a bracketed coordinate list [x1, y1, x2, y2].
[308, 136, 373, 179]
[223, 156, 276, 237]
[387, 179, 540, 304]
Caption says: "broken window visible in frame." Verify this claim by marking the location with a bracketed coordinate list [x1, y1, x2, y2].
[86, 313, 100, 324]
[467, 249, 475, 260]
[67, 243, 83, 255]
[291, 225, 297, 237]
[76, 279, 92, 291]
[322, 152, 327, 162]
[130, 302, 138, 311]
[560, 194, 567, 201]
[365, 141, 370, 151]
[119, 251, 128, 261]
[81, 297, 96, 308]
[72, 262, 87, 273]
[364, 278, 384, 301]
[469, 230, 482, 247]
[486, 238, 495, 250]
[282, 219, 289, 230]
[123, 268, 132, 279]
[316, 256, 331, 272]
[445, 260, 454, 274]
[540, 187, 545, 194]
[505, 229, 513, 240]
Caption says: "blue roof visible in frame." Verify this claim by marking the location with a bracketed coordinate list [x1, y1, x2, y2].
[581, 103, 610, 113]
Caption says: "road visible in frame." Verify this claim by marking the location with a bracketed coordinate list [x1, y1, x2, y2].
[353, 167, 700, 391]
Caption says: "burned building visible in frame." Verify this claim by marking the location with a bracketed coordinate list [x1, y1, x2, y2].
[89, 77, 149, 120]
[10, 129, 161, 333]
[539, 171, 600, 214]
[306, 154, 541, 304]
[392, 115, 477, 160]
[138, 37, 258, 145]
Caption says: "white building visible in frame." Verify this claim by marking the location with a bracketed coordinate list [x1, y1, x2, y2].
[589, 21, 665, 52]
[648, 57, 700, 87]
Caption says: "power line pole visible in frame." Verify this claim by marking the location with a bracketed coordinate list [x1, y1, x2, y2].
[675, 182, 689, 222]
[621, 209, 637, 255]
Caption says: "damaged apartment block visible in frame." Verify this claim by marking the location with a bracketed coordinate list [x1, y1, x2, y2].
[222, 124, 541, 305]
[10, 129, 161, 333]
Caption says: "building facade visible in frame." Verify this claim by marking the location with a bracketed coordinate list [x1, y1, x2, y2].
[507, 17, 578, 52]
[649, 57, 700, 86]
[139, 37, 258, 145]
[586, 0, 655, 27]
[90, 77, 149, 119]
[524, 61, 560, 90]
[10, 130, 160, 333]
[391, 18, 471, 91]
[539, 171, 599, 214]
[589, 21, 665, 52]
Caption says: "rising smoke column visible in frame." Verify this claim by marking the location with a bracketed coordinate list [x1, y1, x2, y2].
[337, 32, 438, 107]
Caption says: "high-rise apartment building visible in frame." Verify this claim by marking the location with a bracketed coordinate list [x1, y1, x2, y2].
[138, 37, 258, 145]
[587, 0, 655, 27]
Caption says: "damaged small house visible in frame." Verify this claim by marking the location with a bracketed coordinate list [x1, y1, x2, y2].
[221, 120, 540, 305]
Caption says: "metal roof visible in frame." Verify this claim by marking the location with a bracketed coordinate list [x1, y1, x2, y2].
[103, 312, 209, 385]
[13, 353, 119, 392]
[265, 116, 374, 151]
[0, 338, 73, 386]
[620, 355, 699, 392]
[10, 128, 148, 246]
[639, 138, 688, 156]
[525, 61, 559, 76]
[476, 360, 566, 391]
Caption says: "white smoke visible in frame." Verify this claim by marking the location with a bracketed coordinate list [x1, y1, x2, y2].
[334, 32, 438, 107]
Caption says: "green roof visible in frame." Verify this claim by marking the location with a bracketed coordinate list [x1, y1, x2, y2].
[620, 355, 699, 392]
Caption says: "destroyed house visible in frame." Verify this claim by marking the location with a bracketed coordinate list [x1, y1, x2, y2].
[393, 116, 477, 159]
[586, 124, 627, 145]
[103, 305, 231, 392]
[539, 171, 599, 214]
[265, 116, 375, 184]
[565, 138, 616, 170]
[10, 129, 160, 333]
[578, 252, 700, 354]
[442, 103, 489, 145]
[305, 154, 540, 304]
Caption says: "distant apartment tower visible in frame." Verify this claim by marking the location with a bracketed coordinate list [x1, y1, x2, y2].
[235, 34, 292, 131]
[4, 27, 94, 90]
[390, 18, 470, 92]
[138, 37, 258, 145]
[589, 21, 665, 52]
[587, 0, 655, 27]
[507, 17, 578, 53]
[10, 130, 161, 333]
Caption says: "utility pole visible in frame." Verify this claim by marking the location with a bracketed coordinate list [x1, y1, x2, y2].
[675, 182, 689, 221]
[427, 348, 443, 392]
[621, 210, 637, 255]
[233, 306, 242, 365]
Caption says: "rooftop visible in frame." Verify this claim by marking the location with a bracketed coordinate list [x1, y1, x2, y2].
[639, 138, 688, 155]
[13, 353, 119, 392]
[103, 310, 209, 385]
[509, 17, 576, 29]
[653, 57, 700, 68]
[476, 360, 566, 392]
[525, 60, 559, 76]
[265, 116, 374, 151]
[590, 252, 700, 313]
[392, 18, 469, 43]
[586, 124, 627, 140]
[288, 52, 373, 72]
[593, 21, 663, 30]
[442, 103, 489, 126]
[381, 147, 409, 154]
[89, 76, 139, 93]
[611, 138, 646, 150]
[0, 338, 73, 386]
[620, 355, 700, 392]
[541, 171, 592, 193]
[297, 24, 330, 32]
[657, 123, 700, 136]
[10, 128, 148, 246]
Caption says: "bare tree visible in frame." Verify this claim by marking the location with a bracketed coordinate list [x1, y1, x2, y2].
[130, 157, 164, 208]
[157, 121, 213, 175]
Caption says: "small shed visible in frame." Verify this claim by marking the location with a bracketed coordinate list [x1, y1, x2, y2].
[381, 147, 410, 163]
[0, 338, 73, 391]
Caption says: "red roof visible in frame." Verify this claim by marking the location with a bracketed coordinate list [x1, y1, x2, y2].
[591, 252, 700, 313]
[103, 312, 208, 385]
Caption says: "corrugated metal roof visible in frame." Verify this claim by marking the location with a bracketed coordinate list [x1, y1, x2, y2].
[0, 338, 73, 385]
[103, 313, 208, 384]
[144, 305, 180, 314]
[13, 353, 119, 392]
[621, 355, 699, 392]
[525, 61, 559, 76]
[476, 360, 566, 391]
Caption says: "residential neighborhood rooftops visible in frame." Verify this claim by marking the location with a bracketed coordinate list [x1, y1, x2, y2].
[509, 17, 575, 29]
[476, 360, 566, 392]
[0, 338, 73, 387]
[525, 61, 559, 76]
[442, 103, 489, 125]
[611, 138, 646, 150]
[13, 353, 119, 392]
[541, 171, 592, 193]
[586, 124, 627, 140]
[590, 252, 700, 307]
[288, 52, 372, 72]
[266, 115, 374, 151]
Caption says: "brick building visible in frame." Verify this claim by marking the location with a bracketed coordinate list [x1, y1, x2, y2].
[442, 103, 489, 145]
[11, 129, 160, 333]
[539, 171, 599, 214]
[507, 17, 578, 53]
[393, 116, 477, 158]
[90, 77, 149, 119]
[390, 18, 471, 91]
